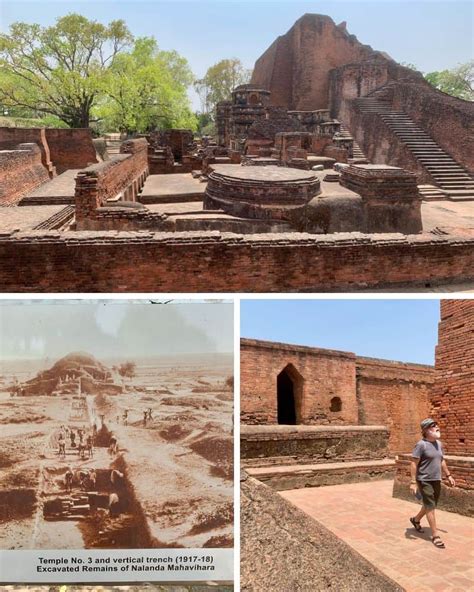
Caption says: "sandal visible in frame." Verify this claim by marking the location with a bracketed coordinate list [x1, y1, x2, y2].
[410, 516, 424, 532]
[431, 536, 445, 548]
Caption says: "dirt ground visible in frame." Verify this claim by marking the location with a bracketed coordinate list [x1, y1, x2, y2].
[0, 354, 234, 550]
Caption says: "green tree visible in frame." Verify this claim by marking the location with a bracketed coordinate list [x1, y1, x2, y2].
[194, 58, 251, 116]
[425, 61, 473, 101]
[0, 14, 133, 128]
[97, 37, 196, 133]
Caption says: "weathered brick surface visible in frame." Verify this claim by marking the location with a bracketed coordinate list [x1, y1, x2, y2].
[251, 14, 383, 110]
[0, 144, 50, 205]
[356, 357, 433, 454]
[45, 128, 98, 174]
[391, 82, 474, 175]
[241, 339, 434, 455]
[241, 425, 390, 464]
[241, 339, 358, 425]
[0, 127, 55, 177]
[0, 231, 473, 292]
[431, 300, 474, 455]
[340, 164, 422, 234]
[75, 138, 148, 229]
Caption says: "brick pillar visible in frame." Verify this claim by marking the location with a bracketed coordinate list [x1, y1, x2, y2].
[431, 300, 474, 455]
[393, 300, 474, 516]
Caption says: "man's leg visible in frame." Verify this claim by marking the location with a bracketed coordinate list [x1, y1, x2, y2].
[415, 505, 426, 522]
[425, 508, 437, 538]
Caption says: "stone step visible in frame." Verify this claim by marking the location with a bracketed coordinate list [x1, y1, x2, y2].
[445, 190, 474, 201]
[433, 175, 474, 180]
[245, 459, 396, 491]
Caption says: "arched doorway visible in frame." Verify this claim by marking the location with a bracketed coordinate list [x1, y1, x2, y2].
[277, 364, 304, 424]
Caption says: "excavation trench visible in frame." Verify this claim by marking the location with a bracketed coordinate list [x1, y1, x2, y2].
[0, 489, 37, 521]
[39, 428, 152, 549]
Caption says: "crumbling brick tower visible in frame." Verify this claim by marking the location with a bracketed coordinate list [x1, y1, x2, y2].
[393, 300, 474, 516]
[431, 301, 474, 455]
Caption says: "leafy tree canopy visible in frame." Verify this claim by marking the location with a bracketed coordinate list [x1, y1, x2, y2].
[0, 14, 197, 132]
[97, 37, 197, 133]
[425, 61, 473, 101]
[194, 58, 251, 116]
[0, 13, 133, 128]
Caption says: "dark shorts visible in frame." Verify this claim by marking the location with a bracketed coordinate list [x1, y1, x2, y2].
[417, 480, 441, 509]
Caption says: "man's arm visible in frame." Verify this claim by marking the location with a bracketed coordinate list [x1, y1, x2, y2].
[410, 457, 419, 495]
[441, 459, 455, 487]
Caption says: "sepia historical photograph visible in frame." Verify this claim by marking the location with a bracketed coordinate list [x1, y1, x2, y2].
[0, 300, 234, 551]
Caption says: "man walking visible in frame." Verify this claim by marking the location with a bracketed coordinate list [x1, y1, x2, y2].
[409, 418, 455, 548]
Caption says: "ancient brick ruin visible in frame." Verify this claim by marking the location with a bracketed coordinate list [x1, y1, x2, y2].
[240, 338, 434, 490]
[13, 352, 123, 397]
[393, 300, 474, 516]
[251, 13, 474, 200]
[0, 13, 473, 292]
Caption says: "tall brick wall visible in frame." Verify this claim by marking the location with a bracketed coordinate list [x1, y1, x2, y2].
[241, 339, 358, 425]
[431, 300, 474, 455]
[0, 231, 473, 292]
[251, 14, 388, 110]
[329, 66, 473, 177]
[0, 144, 50, 206]
[390, 82, 474, 175]
[241, 339, 434, 454]
[356, 357, 433, 454]
[44, 128, 98, 174]
[75, 138, 148, 229]
[0, 127, 55, 177]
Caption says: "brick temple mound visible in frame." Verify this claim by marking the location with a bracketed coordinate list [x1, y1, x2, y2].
[1, 14, 473, 292]
[241, 300, 474, 591]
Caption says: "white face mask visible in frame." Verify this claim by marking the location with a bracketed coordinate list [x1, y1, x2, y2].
[427, 426, 441, 439]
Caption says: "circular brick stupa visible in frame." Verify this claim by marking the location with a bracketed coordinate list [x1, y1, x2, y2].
[204, 164, 321, 220]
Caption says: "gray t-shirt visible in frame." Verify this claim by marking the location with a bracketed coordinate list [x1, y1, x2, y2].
[412, 439, 444, 481]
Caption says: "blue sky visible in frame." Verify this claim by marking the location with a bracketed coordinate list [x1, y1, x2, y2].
[240, 299, 441, 365]
[1, 1, 472, 110]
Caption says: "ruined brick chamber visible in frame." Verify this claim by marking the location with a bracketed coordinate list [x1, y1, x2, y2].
[240, 338, 435, 491]
[393, 300, 474, 516]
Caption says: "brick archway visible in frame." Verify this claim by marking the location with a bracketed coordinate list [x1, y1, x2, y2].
[277, 364, 304, 424]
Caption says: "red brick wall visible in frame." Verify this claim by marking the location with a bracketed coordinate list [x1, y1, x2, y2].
[356, 358, 433, 454]
[431, 300, 474, 455]
[251, 14, 377, 110]
[45, 129, 98, 174]
[0, 127, 55, 177]
[330, 67, 473, 178]
[241, 339, 358, 425]
[0, 144, 50, 205]
[75, 138, 148, 229]
[241, 340, 434, 455]
[391, 82, 474, 175]
[0, 231, 473, 292]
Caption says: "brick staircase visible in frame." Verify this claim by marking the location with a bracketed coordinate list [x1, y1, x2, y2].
[339, 123, 367, 161]
[354, 96, 474, 200]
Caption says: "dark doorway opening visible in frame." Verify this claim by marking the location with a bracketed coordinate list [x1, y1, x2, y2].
[277, 370, 296, 424]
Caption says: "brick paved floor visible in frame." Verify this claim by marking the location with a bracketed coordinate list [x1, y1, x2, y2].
[281, 480, 474, 592]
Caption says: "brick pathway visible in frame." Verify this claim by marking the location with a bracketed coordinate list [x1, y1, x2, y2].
[281, 480, 474, 592]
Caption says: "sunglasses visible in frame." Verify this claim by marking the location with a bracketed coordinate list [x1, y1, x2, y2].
[428, 424, 439, 429]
